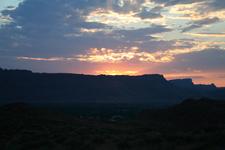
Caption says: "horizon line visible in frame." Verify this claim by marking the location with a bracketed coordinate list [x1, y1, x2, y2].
[1, 67, 222, 87]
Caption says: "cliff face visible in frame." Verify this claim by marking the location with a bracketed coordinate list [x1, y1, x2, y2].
[169, 79, 194, 88]
[0, 69, 224, 104]
[169, 78, 217, 90]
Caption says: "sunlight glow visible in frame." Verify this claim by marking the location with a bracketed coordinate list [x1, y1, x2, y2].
[96, 70, 138, 75]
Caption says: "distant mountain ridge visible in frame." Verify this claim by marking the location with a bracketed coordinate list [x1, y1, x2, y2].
[169, 78, 217, 91]
[0, 68, 224, 105]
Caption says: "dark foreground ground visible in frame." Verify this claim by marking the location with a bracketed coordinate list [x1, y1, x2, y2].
[1, 98, 225, 150]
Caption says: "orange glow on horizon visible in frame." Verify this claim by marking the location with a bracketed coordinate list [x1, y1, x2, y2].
[69, 64, 225, 87]
[90, 63, 143, 76]
[95, 70, 139, 75]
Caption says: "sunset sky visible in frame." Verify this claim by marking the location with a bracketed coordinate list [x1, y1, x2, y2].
[0, 0, 225, 86]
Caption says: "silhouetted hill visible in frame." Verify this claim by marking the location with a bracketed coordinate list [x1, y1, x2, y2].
[140, 98, 225, 127]
[0, 68, 224, 104]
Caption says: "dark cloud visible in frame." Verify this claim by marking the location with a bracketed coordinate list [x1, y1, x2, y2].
[117, 25, 172, 42]
[0, 0, 113, 57]
[182, 17, 220, 32]
[203, 0, 225, 11]
[152, 0, 204, 6]
[139, 40, 175, 52]
[0, 0, 173, 58]
[171, 48, 225, 71]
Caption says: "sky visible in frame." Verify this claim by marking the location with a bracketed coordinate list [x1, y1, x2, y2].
[0, 0, 225, 86]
